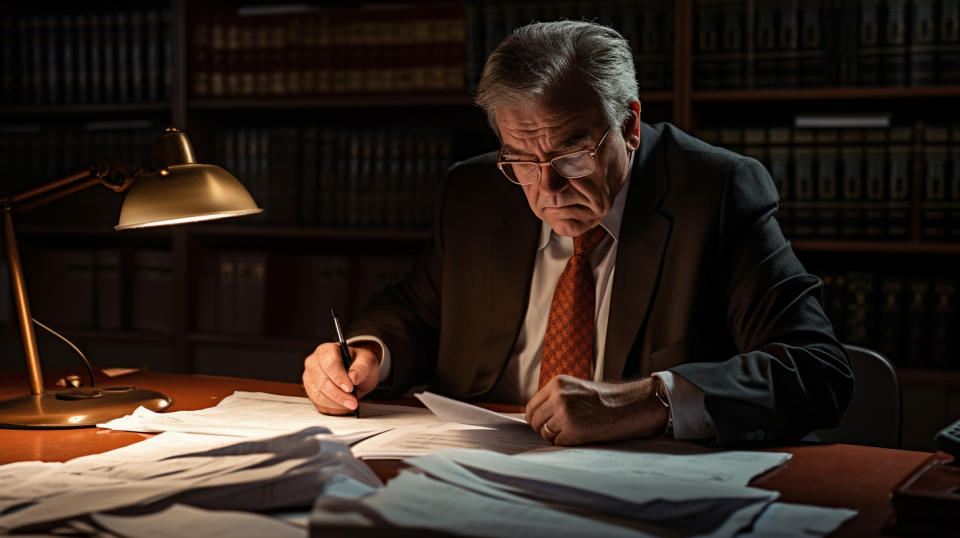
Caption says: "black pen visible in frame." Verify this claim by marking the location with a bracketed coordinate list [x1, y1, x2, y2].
[330, 309, 360, 418]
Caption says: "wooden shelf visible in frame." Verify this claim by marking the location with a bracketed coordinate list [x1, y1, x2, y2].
[188, 93, 475, 110]
[187, 332, 317, 350]
[692, 86, 960, 102]
[897, 368, 960, 388]
[17, 224, 174, 238]
[185, 223, 431, 241]
[791, 240, 960, 255]
[0, 103, 171, 116]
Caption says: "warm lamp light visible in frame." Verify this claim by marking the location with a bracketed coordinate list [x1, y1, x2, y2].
[0, 127, 262, 428]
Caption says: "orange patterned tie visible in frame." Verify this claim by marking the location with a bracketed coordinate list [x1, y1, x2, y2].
[538, 226, 607, 390]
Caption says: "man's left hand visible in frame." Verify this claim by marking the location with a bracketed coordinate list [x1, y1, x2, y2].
[525, 376, 668, 445]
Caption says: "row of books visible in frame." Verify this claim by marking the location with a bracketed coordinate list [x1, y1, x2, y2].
[191, 3, 467, 98]
[822, 271, 958, 369]
[214, 126, 453, 230]
[196, 252, 415, 340]
[466, 0, 674, 92]
[699, 124, 960, 241]
[694, 0, 960, 89]
[20, 248, 174, 333]
[0, 10, 173, 106]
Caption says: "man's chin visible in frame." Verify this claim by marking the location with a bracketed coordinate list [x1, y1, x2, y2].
[550, 219, 595, 237]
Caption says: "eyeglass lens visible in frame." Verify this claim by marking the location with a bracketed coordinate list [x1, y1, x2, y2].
[501, 150, 595, 185]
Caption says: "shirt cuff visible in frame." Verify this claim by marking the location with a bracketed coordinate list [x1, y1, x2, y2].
[346, 335, 392, 384]
[652, 370, 716, 440]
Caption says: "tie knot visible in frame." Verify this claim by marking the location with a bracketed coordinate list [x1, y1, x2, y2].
[573, 226, 606, 256]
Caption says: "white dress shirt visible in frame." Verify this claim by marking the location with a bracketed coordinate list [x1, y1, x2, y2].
[362, 154, 716, 440]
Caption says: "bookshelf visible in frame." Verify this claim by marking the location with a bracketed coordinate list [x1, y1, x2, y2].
[2, 1, 959, 447]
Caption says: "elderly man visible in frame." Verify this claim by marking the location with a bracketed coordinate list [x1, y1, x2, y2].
[302, 21, 854, 447]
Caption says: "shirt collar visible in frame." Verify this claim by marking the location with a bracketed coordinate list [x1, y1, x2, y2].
[537, 150, 636, 250]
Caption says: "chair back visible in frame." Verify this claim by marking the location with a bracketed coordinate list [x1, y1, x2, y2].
[814, 344, 901, 448]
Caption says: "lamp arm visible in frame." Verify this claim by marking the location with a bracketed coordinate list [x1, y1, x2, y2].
[3, 160, 141, 215]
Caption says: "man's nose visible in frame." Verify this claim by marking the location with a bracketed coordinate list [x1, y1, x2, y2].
[539, 166, 569, 196]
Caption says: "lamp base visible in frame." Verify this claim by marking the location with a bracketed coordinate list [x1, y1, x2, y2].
[0, 386, 172, 428]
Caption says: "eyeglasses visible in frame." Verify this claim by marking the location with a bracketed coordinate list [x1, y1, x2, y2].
[496, 127, 611, 186]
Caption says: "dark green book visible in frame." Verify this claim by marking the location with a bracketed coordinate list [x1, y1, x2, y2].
[880, 0, 908, 86]
[909, 0, 937, 86]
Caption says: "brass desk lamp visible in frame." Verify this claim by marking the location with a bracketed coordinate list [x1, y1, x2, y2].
[0, 127, 262, 428]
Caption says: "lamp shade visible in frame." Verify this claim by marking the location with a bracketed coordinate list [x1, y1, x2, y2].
[115, 163, 262, 230]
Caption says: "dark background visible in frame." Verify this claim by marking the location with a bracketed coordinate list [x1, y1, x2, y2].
[0, 0, 958, 450]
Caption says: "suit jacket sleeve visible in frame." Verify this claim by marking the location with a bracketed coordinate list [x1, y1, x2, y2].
[669, 157, 855, 447]
[343, 167, 451, 397]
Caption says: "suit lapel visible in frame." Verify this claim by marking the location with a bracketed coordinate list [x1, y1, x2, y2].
[603, 124, 673, 381]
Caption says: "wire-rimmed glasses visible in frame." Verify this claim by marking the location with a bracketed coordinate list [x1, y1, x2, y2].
[496, 127, 611, 185]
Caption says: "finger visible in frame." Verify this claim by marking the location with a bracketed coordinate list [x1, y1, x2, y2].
[318, 345, 355, 393]
[306, 386, 354, 416]
[539, 421, 560, 443]
[347, 350, 380, 392]
[529, 394, 560, 437]
[314, 366, 359, 411]
[525, 383, 552, 424]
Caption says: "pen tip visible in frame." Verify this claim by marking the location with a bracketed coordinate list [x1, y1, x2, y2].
[330, 308, 336, 317]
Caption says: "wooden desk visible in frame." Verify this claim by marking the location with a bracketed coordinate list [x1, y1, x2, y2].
[0, 369, 932, 537]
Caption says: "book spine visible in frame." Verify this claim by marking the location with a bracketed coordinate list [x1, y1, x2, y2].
[61, 14, 74, 104]
[905, 278, 931, 367]
[45, 15, 59, 104]
[75, 14, 88, 104]
[116, 12, 128, 102]
[941, 0, 960, 84]
[909, 0, 937, 86]
[887, 127, 912, 239]
[162, 8, 173, 101]
[777, 0, 800, 87]
[146, 10, 160, 102]
[793, 133, 816, 237]
[130, 11, 144, 102]
[300, 126, 318, 226]
[102, 12, 115, 103]
[815, 135, 840, 238]
[921, 136, 948, 239]
[881, 0, 909, 86]
[694, 0, 721, 89]
[864, 131, 887, 239]
[878, 277, 905, 364]
[798, 1, 825, 87]
[930, 279, 958, 368]
[840, 141, 865, 238]
[218, 253, 237, 334]
[857, 0, 881, 85]
[94, 249, 123, 330]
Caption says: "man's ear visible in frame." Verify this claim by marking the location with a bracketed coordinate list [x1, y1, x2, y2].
[622, 101, 641, 151]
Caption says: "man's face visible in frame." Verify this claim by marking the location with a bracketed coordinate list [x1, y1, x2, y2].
[495, 101, 634, 237]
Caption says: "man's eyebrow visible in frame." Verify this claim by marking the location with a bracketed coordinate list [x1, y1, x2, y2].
[501, 132, 595, 158]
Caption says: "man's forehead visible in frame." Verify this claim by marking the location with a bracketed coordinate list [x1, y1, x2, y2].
[496, 107, 602, 153]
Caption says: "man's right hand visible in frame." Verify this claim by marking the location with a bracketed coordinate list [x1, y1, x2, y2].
[302, 341, 381, 415]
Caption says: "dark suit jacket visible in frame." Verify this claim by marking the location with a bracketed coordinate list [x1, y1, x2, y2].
[348, 122, 855, 447]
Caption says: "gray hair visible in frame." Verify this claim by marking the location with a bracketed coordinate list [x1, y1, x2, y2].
[475, 20, 639, 136]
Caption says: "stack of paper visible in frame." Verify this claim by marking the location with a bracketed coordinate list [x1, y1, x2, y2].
[99, 391, 440, 443]
[0, 427, 380, 534]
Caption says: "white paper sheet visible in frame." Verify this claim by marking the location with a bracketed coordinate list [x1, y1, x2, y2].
[515, 440, 792, 486]
[414, 391, 527, 427]
[311, 471, 653, 538]
[350, 422, 551, 459]
[0, 428, 379, 533]
[735, 502, 857, 537]
[98, 391, 440, 440]
[91, 503, 306, 538]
